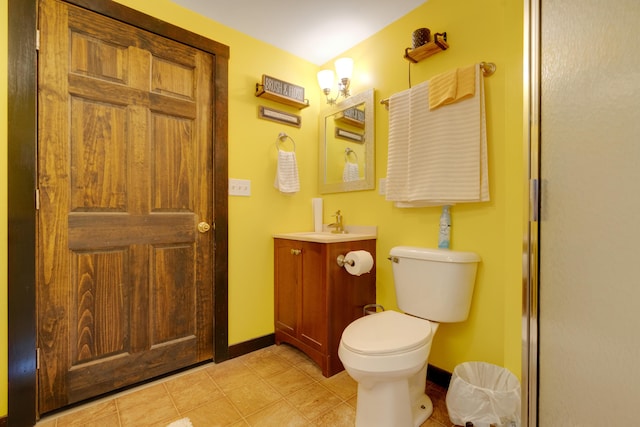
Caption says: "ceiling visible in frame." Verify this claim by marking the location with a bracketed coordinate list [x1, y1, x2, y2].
[171, 0, 427, 65]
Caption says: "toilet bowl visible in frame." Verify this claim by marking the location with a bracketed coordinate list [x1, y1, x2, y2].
[339, 310, 438, 427]
[338, 246, 480, 427]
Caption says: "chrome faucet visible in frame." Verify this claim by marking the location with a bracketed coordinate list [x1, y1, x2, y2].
[328, 210, 347, 234]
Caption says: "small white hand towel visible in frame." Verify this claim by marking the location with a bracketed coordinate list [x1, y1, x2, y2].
[342, 161, 360, 182]
[274, 149, 300, 193]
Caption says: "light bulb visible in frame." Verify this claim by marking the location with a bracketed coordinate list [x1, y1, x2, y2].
[317, 70, 334, 91]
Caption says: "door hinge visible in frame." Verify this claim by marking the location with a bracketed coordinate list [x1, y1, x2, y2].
[35, 188, 40, 210]
[36, 29, 40, 51]
[36, 348, 41, 370]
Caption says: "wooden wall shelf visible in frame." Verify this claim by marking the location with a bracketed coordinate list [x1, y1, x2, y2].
[255, 75, 309, 109]
[403, 32, 448, 63]
[256, 85, 310, 109]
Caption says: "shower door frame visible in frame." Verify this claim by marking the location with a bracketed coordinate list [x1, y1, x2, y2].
[522, 0, 541, 425]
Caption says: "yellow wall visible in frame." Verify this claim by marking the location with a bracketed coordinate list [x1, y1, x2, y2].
[1, 0, 524, 417]
[320, 0, 524, 375]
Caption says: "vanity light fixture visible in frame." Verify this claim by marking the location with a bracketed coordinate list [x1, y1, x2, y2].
[317, 57, 353, 105]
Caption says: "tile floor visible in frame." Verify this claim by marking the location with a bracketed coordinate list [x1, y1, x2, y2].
[36, 344, 457, 427]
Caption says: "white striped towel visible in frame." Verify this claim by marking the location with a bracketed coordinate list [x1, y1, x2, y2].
[385, 63, 489, 207]
[385, 86, 413, 201]
[342, 161, 360, 182]
[274, 149, 300, 193]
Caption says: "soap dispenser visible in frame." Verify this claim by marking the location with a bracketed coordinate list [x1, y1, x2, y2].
[438, 205, 451, 249]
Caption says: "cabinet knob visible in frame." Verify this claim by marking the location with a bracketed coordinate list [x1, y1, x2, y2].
[290, 249, 301, 255]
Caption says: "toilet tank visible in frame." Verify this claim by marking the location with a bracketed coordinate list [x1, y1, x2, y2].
[389, 246, 481, 323]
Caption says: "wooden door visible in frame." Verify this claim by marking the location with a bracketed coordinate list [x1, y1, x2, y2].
[37, 0, 215, 413]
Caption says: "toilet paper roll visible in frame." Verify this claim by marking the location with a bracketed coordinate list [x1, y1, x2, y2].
[344, 250, 374, 276]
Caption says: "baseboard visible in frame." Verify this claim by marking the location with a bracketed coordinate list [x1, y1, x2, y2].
[427, 364, 452, 389]
[0, 415, 7, 426]
[228, 333, 275, 359]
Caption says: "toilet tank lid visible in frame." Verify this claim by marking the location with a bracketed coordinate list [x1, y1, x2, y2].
[390, 246, 481, 263]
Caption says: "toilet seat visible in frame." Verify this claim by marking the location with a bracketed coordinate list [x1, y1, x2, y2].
[341, 310, 432, 356]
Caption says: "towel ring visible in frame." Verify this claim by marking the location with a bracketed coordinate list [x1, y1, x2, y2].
[344, 147, 359, 162]
[276, 132, 296, 152]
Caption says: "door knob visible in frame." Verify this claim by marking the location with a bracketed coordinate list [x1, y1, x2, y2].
[197, 221, 211, 233]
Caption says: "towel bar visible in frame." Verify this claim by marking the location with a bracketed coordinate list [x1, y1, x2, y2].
[380, 62, 497, 109]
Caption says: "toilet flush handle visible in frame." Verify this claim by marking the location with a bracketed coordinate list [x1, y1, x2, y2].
[387, 256, 399, 263]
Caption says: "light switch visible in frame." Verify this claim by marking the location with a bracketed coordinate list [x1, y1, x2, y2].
[229, 178, 251, 196]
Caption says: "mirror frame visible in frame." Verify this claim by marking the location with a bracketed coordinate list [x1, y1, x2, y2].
[318, 88, 375, 193]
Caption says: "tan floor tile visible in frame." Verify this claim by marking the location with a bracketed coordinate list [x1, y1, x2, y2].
[206, 359, 257, 393]
[427, 383, 450, 425]
[242, 351, 291, 379]
[224, 379, 282, 416]
[286, 382, 343, 421]
[421, 417, 449, 427]
[116, 383, 179, 426]
[293, 358, 326, 382]
[33, 348, 454, 427]
[264, 366, 314, 397]
[244, 400, 309, 427]
[312, 402, 356, 427]
[321, 370, 357, 400]
[165, 370, 223, 413]
[69, 413, 121, 427]
[271, 344, 314, 365]
[346, 394, 358, 409]
[35, 418, 56, 427]
[182, 396, 243, 427]
[54, 400, 118, 426]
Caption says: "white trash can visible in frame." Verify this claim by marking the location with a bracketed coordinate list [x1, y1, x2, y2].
[446, 362, 521, 427]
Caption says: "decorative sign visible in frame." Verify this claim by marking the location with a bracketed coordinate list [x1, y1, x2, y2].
[259, 106, 302, 128]
[335, 107, 365, 129]
[343, 107, 365, 123]
[255, 75, 309, 109]
[335, 127, 364, 143]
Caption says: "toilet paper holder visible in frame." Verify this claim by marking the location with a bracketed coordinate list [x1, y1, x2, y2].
[336, 254, 355, 267]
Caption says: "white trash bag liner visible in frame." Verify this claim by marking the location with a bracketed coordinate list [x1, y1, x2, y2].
[446, 362, 521, 427]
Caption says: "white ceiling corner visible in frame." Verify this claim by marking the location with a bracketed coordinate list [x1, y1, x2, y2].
[171, 0, 427, 65]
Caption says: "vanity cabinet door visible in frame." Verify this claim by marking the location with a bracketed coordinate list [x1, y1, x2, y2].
[274, 240, 302, 336]
[298, 242, 326, 352]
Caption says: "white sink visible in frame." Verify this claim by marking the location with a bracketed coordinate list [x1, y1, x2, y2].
[274, 226, 377, 243]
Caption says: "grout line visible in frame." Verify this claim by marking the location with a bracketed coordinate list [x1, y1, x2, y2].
[161, 382, 182, 420]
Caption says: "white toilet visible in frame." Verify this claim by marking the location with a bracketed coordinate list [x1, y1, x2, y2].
[338, 246, 480, 427]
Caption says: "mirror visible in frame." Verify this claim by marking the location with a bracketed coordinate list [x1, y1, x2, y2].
[319, 88, 375, 193]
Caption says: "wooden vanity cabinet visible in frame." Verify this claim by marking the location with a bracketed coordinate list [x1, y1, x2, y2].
[274, 238, 376, 377]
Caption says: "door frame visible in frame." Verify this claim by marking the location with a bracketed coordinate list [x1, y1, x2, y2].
[7, 0, 230, 424]
[522, 0, 541, 425]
